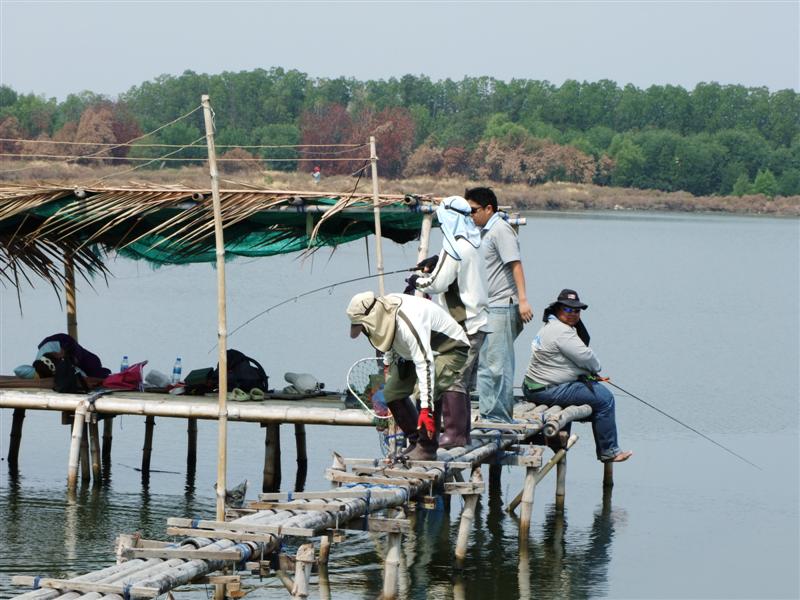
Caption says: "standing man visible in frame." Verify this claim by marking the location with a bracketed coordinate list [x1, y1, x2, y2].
[466, 187, 533, 423]
[347, 291, 470, 460]
[411, 196, 489, 447]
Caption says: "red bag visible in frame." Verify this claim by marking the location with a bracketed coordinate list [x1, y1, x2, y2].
[102, 361, 147, 390]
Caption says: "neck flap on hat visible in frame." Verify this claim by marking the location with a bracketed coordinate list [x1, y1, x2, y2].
[436, 196, 481, 261]
[346, 292, 403, 352]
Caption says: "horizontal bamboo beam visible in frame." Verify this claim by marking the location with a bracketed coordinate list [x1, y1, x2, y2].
[0, 390, 375, 426]
[10, 577, 159, 599]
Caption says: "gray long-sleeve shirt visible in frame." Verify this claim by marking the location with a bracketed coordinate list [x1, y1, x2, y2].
[525, 316, 601, 385]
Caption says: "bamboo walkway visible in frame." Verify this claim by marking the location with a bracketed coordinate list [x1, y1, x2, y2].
[8, 402, 598, 600]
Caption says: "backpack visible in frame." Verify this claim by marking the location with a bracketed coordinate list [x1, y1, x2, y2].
[52, 354, 89, 394]
[214, 349, 269, 393]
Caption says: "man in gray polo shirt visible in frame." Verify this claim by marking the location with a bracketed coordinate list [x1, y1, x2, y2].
[465, 187, 533, 422]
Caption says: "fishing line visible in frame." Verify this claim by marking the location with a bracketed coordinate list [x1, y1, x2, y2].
[604, 379, 762, 470]
[209, 266, 419, 352]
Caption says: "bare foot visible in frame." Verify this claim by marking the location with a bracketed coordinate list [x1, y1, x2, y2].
[607, 451, 633, 463]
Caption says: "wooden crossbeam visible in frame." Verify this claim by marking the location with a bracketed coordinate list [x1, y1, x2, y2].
[351, 466, 439, 480]
[122, 547, 243, 561]
[340, 516, 410, 534]
[326, 470, 414, 489]
[11, 577, 159, 598]
[444, 481, 485, 495]
[258, 490, 374, 501]
[246, 500, 348, 512]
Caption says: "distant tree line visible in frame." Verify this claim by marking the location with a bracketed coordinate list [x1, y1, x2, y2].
[0, 69, 798, 197]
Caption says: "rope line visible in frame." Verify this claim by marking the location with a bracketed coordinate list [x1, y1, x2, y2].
[0, 138, 366, 149]
[0, 152, 369, 162]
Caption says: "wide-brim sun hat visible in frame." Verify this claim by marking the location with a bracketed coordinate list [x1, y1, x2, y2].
[552, 288, 588, 310]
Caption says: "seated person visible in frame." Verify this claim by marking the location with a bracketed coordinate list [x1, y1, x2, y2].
[523, 289, 632, 463]
[15, 333, 110, 381]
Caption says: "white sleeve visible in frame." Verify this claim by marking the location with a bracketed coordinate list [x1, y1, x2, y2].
[414, 251, 458, 295]
[395, 316, 436, 408]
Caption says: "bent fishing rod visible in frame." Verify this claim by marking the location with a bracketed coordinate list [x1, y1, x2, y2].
[597, 377, 762, 470]
[209, 266, 420, 352]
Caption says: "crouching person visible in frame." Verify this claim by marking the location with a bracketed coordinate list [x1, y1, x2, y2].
[347, 291, 470, 460]
[523, 289, 632, 463]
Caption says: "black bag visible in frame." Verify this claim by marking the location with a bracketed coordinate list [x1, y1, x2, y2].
[183, 367, 216, 395]
[52, 354, 88, 394]
[214, 349, 269, 393]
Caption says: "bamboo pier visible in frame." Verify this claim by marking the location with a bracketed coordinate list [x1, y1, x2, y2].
[9, 400, 594, 600]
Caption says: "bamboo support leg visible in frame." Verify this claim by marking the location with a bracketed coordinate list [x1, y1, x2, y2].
[80, 423, 91, 483]
[89, 419, 101, 483]
[555, 452, 567, 511]
[262, 423, 281, 493]
[294, 424, 308, 492]
[292, 543, 314, 598]
[517, 533, 531, 600]
[8, 408, 25, 471]
[603, 461, 614, 488]
[383, 531, 402, 600]
[101, 416, 113, 478]
[141, 416, 155, 484]
[187, 418, 197, 472]
[454, 468, 483, 568]
[318, 533, 331, 567]
[519, 466, 538, 537]
[67, 402, 88, 490]
[488, 464, 502, 491]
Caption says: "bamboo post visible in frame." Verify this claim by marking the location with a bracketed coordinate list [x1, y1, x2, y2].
[8, 408, 25, 470]
[603, 462, 614, 488]
[141, 416, 155, 483]
[262, 423, 282, 493]
[555, 452, 567, 511]
[102, 416, 113, 478]
[292, 543, 314, 598]
[65, 252, 78, 341]
[489, 464, 502, 490]
[517, 532, 531, 600]
[518, 465, 537, 537]
[89, 418, 102, 483]
[80, 422, 91, 483]
[67, 401, 88, 490]
[202, 94, 229, 523]
[454, 467, 483, 568]
[294, 424, 308, 492]
[187, 417, 198, 473]
[369, 136, 385, 295]
[383, 531, 402, 599]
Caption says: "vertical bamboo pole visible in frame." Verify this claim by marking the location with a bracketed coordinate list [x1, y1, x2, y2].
[262, 423, 281, 493]
[102, 416, 113, 478]
[369, 136, 385, 295]
[555, 453, 567, 511]
[8, 408, 25, 471]
[603, 462, 614, 488]
[202, 94, 229, 523]
[187, 418, 198, 473]
[80, 422, 90, 483]
[89, 418, 101, 483]
[65, 252, 78, 341]
[415, 212, 434, 264]
[141, 416, 155, 484]
[67, 402, 88, 490]
[383, 531, 402, 600]
[518, 466, 538, 537]
[454, 467, 483, 568]
[294, 424, 308, 492]
[292, 543, 314, 598]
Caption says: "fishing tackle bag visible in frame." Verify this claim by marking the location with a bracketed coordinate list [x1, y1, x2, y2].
[52, 354, 89, 394]
[214, 349, 269, 393]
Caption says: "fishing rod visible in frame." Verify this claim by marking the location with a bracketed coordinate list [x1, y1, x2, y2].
[599, 378, 762, 470]
[211, 266, 419, 352]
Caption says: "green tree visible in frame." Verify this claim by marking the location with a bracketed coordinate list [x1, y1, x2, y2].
[753, 169, 779, 197]
[731, 173, 752, 196]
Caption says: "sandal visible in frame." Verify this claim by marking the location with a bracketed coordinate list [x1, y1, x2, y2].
[249, 387, 266, 401]
[227, 387, 249, 402]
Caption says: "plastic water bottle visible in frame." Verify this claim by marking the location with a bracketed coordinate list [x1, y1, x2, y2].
[171, 357, 182, 384]
[120, 355, 129, 372]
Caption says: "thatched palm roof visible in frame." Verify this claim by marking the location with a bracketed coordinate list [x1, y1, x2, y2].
[0, 184, 434, 293]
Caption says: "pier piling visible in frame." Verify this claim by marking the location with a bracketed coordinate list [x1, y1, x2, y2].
[294, 424, 308, 492]
[263, 423, 282, 493]
[101, 416, 113, 478]
[8, 408, 25, 471]
[141, 416, 155, 483]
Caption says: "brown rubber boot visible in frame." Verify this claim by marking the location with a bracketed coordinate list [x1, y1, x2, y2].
[438, 391, 471, 449]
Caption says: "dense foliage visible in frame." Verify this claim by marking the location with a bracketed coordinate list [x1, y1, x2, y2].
[1, 69, 798, 196]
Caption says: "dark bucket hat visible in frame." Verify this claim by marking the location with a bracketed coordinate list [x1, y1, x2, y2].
[552, 289, 588, 310]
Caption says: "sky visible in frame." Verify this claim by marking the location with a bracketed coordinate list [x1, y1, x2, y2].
[0, 0, 798, 100]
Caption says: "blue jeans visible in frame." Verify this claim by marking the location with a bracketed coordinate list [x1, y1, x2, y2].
[523, 380, 621, 461]
[477, 304, 523, 422]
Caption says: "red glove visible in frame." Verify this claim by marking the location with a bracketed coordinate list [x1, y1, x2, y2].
[417, 407, 435, 439]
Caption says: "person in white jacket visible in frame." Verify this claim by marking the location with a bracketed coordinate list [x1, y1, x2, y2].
[347, 291, 470, 460]
[523, 289, 632, 463]
[411, 195, 489, 447]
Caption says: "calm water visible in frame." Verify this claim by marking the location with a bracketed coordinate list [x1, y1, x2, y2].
[0, 211, 798, 599]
